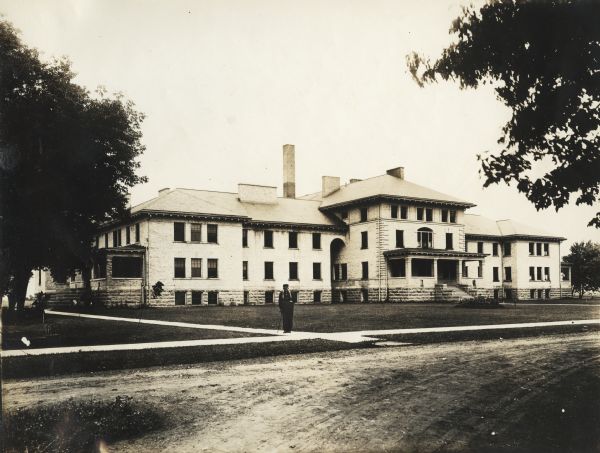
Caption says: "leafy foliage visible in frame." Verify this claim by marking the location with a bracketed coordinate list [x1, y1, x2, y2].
[563, 241, 600, 298]
[408, 1, 600, 226]
[4, 396, 165, 452]
[0, 19, 147, 308]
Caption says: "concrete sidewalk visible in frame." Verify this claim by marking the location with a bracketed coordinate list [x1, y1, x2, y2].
[2, 309, 598, 357]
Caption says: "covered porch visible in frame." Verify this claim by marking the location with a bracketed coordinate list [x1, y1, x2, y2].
[384, 248, 487, 287]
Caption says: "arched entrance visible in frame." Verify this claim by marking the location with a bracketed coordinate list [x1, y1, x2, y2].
[330, 238, 346, 303]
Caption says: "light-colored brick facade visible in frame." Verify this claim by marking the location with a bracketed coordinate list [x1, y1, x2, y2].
[43, 145, 572, 306]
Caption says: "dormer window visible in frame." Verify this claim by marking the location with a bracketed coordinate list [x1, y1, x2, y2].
[417, 227, 433, 249]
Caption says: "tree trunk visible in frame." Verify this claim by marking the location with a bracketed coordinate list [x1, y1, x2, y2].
[11, 266, 32, 311]
[81, 265, 92, 305]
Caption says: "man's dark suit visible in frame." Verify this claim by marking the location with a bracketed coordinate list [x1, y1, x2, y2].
[278, 289, 294, 332]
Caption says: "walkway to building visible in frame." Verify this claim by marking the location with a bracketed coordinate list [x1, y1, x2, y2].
[2, 309, 599, 358]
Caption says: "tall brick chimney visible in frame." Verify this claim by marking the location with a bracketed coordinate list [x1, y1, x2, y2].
[283, 144, 296, 198]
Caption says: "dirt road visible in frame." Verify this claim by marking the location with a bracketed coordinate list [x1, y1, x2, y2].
[4, 332, 600, 452]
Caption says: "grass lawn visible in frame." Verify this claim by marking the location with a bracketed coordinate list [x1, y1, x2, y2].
[53, 301, 600, 332]
[1, 311, 265, 351]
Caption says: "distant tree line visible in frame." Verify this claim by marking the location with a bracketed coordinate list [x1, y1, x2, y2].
[564, 241, 600, 299]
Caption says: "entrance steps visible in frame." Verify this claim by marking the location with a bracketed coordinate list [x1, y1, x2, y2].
[434, 283, 475, 302]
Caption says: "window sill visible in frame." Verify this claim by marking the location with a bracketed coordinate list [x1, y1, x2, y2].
[313, 278, 322, 281]
[312, 248, 322, 251]
[264, 246, 274, 249]
[289, 278, 299, 281]
[288, 247, 299, 250]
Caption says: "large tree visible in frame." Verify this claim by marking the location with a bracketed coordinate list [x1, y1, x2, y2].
[408, 0, 600, 227]
[0, 20, 146, 310]
[563, 241, 600, 299]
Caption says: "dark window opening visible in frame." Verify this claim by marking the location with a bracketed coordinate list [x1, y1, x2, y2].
[416, 207, 424, 221]
[174, 222, 185, 242]
[265, 291, 274, 304]
[477, 242, 484, 254]
[493, 267, 499, 282]
[313, 290, 322, 303]
[493, 243, 498, 256]
[207, 291, 218, 305]
[361, 231, 368, 249]
[313, 262, 322, 280]
[191, 258, 202, 278]
[441, 209, 448, 222]
[192, 291, 203, 305]
[191, 223, 202, 242]
[445, 233, 453, 250]
[207, 259, 218, 278]
[174, 291, 186, 306]
[207, 224, 218, 243]
[544, 243, 549, 256]
[412, 259, 433, 277]
[111, 256, 143, 278]
[126, 227, 131, 244]
[289, 262, 298, 280]
[396, 230, 404, 248]
[400, 206, 408, 219]
[391, 205, 398, 218]
[242, 229, 249, 247]
[504, 242, 512, 256]
[425, 208, 433, 222]
[529, 242, 535, 255]
[135, 223, 140, 243]
[242, 261, 248, 280]
[505, 266, 512, 282]
[389, 259, 406, 278]
[360, 207, 368, 222]
[361, 261, 369, 280]
[264, 261, 274, 280]
[449, 210, 456, 223]
[289, 232, 298, 249]
[417, 228, 433, 249]
[264, 230, 273, 248]
[312, 233, 321, 249]
[174, 258, 186, 278]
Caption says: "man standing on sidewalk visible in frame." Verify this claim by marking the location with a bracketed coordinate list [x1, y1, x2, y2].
[278, 283, 295, 333]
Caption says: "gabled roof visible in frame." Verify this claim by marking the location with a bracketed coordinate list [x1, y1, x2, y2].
[130, 188, 342, 228]
[318, 174, 475, 209]
[464, 214, 565, 241]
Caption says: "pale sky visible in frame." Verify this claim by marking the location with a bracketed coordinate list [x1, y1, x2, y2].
[2, 0, 598, 252]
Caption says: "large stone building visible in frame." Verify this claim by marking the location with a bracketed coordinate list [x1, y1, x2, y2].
[44, 145, 572, 306]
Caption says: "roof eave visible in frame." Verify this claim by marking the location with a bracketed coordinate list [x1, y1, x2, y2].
[319, 195, 476, 211]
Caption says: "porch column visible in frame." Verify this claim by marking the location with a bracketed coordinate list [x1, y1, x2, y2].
[433, 258, 438, 281]
[406, 257, 412, 284]
[457, 259, 463, 284]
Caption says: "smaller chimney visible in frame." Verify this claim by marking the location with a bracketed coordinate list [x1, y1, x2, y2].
[158, 187, 171, 196]
[386, 167, 405, 179]
[283, 144, 295, 198]
[349, 178, 362, 184]
[322, 176, 340, 197]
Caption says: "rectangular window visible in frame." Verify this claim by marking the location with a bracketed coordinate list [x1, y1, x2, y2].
[207, 291, 218, 305]
[174, 291, 186, 305]
[417, 207, 424, 221]
[425, 208, 433, 222]
[207, 224, 218, 243]
[312, 233, 321, 249]
[445, 233, 453, 250]
[361, 231, 368, 249]
[530, 266, 535, 281]
[441, 209, 448, 222]
[361, 261, 369, 280]
[341, 263, 348, 280]
[478, 261, 483, 278]
[504, 242, 512, 256]
[126, 226, 131, 245]
[391, 205, 398, 218]
[191, 258, 202, 278]
[291, 291, 299, 303]
[313, 290, 322, 303]
[462, 262, 468, 278]
[112, 230, 118, 247]
[538, 289, 543, 299]
[529, 242, 535, 255]
[493, 243, 499, 256]
[400, 206, 408, 219]
[333, 264, 340, 281]
[135, 223, 140, 243]
[313, 262, 322, 280]
[537, 267, 542, 281]
[477, 242, 484, 254]
[289, 231, 298, 249]
[536, 242, 542, 256]
[449, 210, 456, 223]
[289, 262, 298, 280]
[505, 266, 512, 282]
[360, 207, 368, 222]
[264, 261, 274, 280]
[242, 261, 248, 280]
[174, 222, 185, 242]
[112, 257, 142, 278]
[396, 230, 404, 248]
[411, 259, 434, 277]
[242, 229, 249, 247]
[174, 258, 186, 278]
[544, 267, 550, 281]
[265, 291, 274, 304]
[264, 230, 273, 248]
[544, 243, 549, 256]
[118, 229, 122, 246]
[389, 259, 406, 278]
[104, 233, 108, 248]
[207, 259, 218, 278]
[530, 289, 536, 299]
[493, 267, 499, 282]
[191, 223, 202, 242]
[562, 267, 570, 281]
[191, 291, 202, 305]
